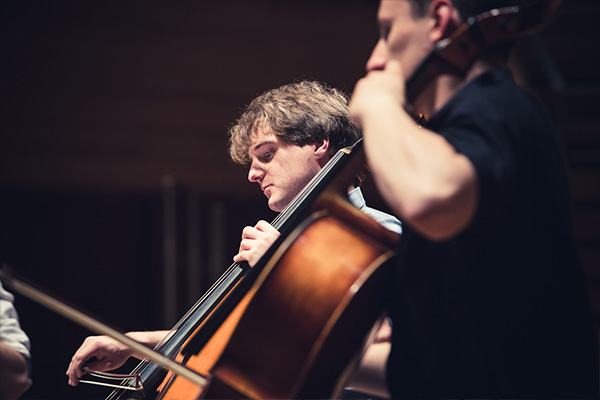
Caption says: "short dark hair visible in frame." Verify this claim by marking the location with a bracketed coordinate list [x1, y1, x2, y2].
[228, 81, 361, 165]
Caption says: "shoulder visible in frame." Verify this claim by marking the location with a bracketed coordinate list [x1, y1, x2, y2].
[363, 206, 403, 235]
[438, 67, 550, 125]
[428, 66, 554, 159]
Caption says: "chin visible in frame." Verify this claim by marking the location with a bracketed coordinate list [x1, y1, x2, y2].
[269, 204, 283, 213]
[268, 199, 285, 213]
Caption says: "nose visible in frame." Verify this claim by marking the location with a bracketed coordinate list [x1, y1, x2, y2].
[247, 162, 264, 183]
[366, 39, 387, 72]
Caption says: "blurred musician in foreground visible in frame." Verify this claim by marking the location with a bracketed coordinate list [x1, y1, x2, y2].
[349, 0, 598, 398]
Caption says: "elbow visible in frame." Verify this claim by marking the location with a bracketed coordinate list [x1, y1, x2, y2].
[410, 213, 467, 241]
[0, 364, 31, 400]
[397, 182, 478, 242]
[400, 202, 454, 241]
[12, 373, 32, 398]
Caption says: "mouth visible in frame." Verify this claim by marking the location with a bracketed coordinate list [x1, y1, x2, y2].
[261, 184, 272, 197]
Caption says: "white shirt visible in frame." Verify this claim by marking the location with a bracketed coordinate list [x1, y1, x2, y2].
[0, 281, 31, 360]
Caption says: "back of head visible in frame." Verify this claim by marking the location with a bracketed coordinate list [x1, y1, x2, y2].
[228, 80, 361, 165]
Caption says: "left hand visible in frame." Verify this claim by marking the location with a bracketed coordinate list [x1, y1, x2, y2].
[233, 220, 280, 267]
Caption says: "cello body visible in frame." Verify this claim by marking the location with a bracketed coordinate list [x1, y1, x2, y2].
[201, 196, 398, 399]
[155, 296, 249, 399]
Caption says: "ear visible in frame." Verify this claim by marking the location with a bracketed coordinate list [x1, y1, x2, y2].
[428, 0, 457, 43]
[314, 136, 332, 161]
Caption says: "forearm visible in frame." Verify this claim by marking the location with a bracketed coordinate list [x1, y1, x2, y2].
[126, 330, 171, 359]
[0, 341, 31, 400]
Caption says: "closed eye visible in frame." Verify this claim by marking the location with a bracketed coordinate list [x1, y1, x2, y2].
[379, 25, 390, 41]
[260, 148, 275, 163]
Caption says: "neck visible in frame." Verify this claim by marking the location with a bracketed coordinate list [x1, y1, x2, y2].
[412, 58, 494, 116]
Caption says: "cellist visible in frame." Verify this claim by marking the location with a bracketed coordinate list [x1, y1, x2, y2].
[66, 80, 401, 398]
[349, 0, 598, 398]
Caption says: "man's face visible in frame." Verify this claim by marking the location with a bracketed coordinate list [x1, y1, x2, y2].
[366, 0, 433, 77]
[247, 125, 325, 212]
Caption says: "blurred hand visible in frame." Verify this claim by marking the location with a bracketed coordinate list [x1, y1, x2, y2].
[349, 59, 406, 128]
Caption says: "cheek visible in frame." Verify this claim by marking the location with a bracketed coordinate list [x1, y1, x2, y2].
[387, 26, 427, 79]
[281, 162, 307, 188]
[387, 28, 410, 59]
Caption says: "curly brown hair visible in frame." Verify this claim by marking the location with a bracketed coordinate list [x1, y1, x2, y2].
[228, 80, 361, 165]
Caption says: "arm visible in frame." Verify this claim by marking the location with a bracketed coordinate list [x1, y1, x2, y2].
[233, 220, 280, 267]
[350, 60, 478, 241]
[0, 341, 31, 400]
[0, 282, 32, 399]
[66, 330, 170, 386]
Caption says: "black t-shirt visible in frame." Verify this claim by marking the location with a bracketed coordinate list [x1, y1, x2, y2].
[386, 67, 598, 399]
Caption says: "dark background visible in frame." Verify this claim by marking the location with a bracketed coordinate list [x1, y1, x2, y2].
[1, 1, 599, 399]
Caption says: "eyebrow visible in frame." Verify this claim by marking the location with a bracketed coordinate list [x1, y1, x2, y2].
[378, 15, 392, 26]
[250, 139, 276, 154]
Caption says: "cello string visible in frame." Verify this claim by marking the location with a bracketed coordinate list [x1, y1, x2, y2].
[104, 264, 247, 395]
[157, 145, 346, 339]
[271, 146, 345, 230]
[157, 143, 348, 348]
[167, 143, 348, 335]
[106, 143, 354, 397]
